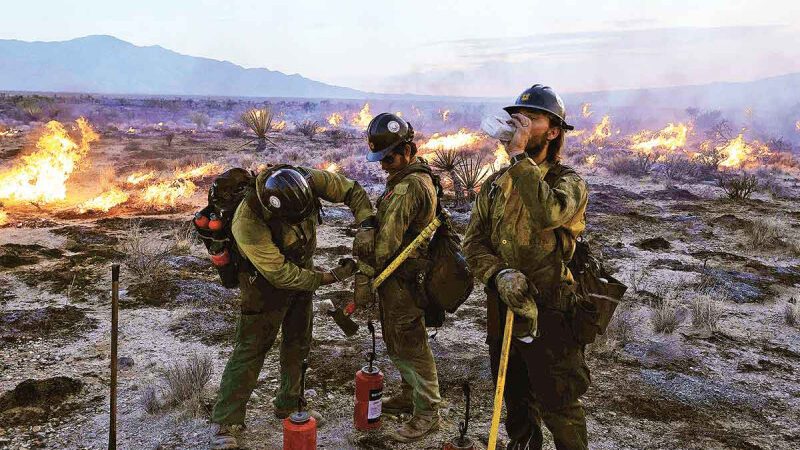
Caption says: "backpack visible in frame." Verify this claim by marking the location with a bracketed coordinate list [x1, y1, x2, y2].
[487, 162, 627, 337]
[193, 164, 321, 288]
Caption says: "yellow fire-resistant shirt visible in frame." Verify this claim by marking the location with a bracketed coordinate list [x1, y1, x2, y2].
[231, 167, 373, 291]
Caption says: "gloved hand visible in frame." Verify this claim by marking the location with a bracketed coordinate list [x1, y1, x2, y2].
[353, 216, 377, 258]
[495, 269, 537, 309]
[353, 273, 374, 307]
[330, 258, 358, 282]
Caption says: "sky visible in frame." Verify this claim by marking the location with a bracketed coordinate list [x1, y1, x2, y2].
[2, 0, 799, 97]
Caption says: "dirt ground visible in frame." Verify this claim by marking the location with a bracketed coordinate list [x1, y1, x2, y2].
[1, 131, 799, 450]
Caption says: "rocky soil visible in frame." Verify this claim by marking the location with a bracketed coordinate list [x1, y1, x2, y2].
[1, 133, 799, 449]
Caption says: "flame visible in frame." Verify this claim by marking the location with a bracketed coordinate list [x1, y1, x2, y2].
[125, 170, 157, 185]
[490, 142, 510, 171]
[0, 118, 98, 205]
[273, 120, 287, 131]
[585, 154, 598, 167]
[0, 209, 7, 226]
[582, 115, 612, 146]
[795, 120, 800, 131]
[127, 127, 137, 134]
[324, 162, 340, 173]
[141, 179, 197, 209]
[327, 113, 343, 127]
[569, 129, 586, 138]
[630, 123, 689, 154]
[395, 111, 403, 117]
[717, 134, 770, 169]
[352, 103, 373, 129]
[440, 109, 451, 122]
[78, 187, 129, 213]
[173, 162, 223, 180]
[581, 103, 593, 118]
[419, 128, 482, 153]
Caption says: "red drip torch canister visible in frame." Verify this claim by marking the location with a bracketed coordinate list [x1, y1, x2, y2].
[193, 212, 210, 229]
[208, 213, 224, 231]
[283, 411, 317, 450]
[354, 320, 383, 431]
[210, 248, 230, 266]
[354, 364, 383, 430]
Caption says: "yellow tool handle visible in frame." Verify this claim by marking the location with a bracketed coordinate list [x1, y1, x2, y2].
[371, 215, 442, 291]
[488, 309, 515, 450]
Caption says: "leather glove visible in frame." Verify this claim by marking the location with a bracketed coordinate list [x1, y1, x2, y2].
[353, 216, 377, 258]
[495, 269, 537, 309]
[353, 273, 374, 307]
[330, 258, 357, 282]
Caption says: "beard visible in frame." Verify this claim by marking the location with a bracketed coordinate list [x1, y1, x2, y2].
[524, 133, 550, 159]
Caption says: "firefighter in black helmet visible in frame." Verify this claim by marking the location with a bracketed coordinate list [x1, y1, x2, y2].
[464, 84, 590, 450]
[211, 165, 375, 449]
[354, 112, 443, 442]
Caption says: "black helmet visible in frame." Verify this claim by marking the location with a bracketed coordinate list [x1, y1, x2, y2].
[365, 113, 415, 162]
[259, 168, 315, 223]
[504, 84, 574, 130]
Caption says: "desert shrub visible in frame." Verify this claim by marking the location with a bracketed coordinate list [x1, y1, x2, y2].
[165, 132, 175, 147]
[747, 217, 781, 247]
[785, 298, 799, 327]
[604, 152, 655, 177]
[627, 258, 651, 295]
[241, 107, 274, 139]
[718, 172, 758, 200]
[171, 223, 197, 255]
[141, 353, 213, 417]
[161, 353, 213, 410]
[15, 97, 44, 120]
[454, 153, 490, 202]
[295, 120, 321, 141]
[689, 293, 723, 331]
[430, 148, 463, 202]
[659, 155, 699, 183]
[325, 128, 353, 147]
[190, 112, 210, 129]
[119, 220, 175, 281]
[222, 126, 245, 138]
[650, 293, 680, 333]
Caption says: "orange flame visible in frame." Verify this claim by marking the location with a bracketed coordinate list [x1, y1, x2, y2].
[273, 120, 287, 131]
[174, 162, 224, 180]
[327, 113, 343, 127]
[581, 103, 593, 118]
[125, 171, 157, 185]
[795, 120, 800, 131]
[630, 123, 689, 154]
[78, 187, 129, 213]
[352, 103, 373, 129]
[585, 154, 598, 167]
[0, 209, 7, 226]
[141, 179, 197, 209]
[324, 162, 340, 173]
[419, 128, 482, 153]
[0, 118, 98, 205]
[583, 115, 612, 146]
[717, 134, 770, 169]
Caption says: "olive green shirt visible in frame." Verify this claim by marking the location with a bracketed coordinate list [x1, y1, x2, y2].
[375, 159, 438, 269]
[232, 167, 373, 291]
[463, 157, 588, 288]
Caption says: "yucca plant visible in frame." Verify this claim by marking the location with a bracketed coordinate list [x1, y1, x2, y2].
[430, 148, 464, 204]
[295, 120, 321, 141]
[454, 153, 491, 202]
[241, 107, 276, 150]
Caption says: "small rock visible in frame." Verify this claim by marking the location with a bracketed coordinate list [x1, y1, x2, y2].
[635, 237, 671, 251]
[304, 389, 317, 399]
[118, 356, 134, 370]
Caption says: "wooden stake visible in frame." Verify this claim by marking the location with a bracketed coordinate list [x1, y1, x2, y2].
[109, 264, 119, 450]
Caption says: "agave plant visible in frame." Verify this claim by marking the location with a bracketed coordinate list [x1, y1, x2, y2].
[429, 148, 464, 204]
[454, 153, 491, 202]
[241, 107, 276, 150]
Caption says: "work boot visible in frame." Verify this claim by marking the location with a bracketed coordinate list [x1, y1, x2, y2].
[381, 393, 414, 415]
[274, 407, 325, 426]
[211, 424, 243, 450]
[386, 410, 440, 442]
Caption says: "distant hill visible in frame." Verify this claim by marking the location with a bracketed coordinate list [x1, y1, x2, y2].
[0, 35, 369, 99]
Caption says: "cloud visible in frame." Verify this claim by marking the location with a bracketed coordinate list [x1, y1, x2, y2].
[375, 26, 800, 97]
